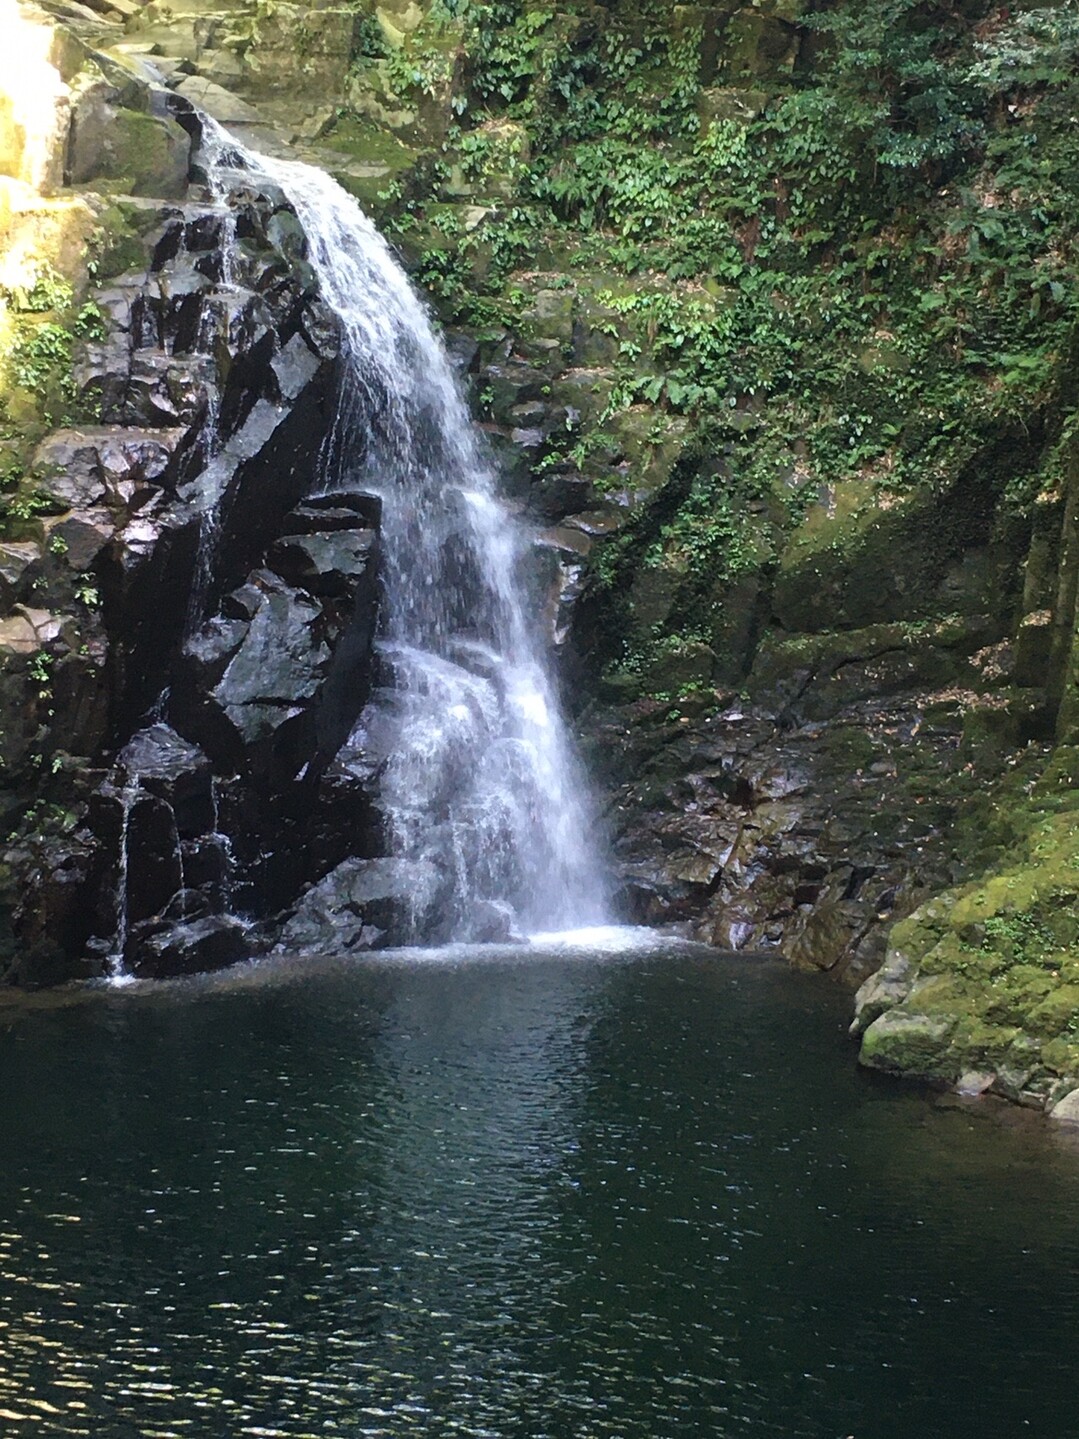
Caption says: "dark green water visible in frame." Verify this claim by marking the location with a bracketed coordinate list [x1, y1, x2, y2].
[0, 933, 1076, 1439]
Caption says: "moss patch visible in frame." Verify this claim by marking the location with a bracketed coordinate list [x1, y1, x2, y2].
[857, 779, 1079, 1103]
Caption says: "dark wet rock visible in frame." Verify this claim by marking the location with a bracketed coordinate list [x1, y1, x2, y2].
[469, 898, 519, 944]
[533, 529, 590, 650]
[593, 672, 979, 985]
[0, 121, 369, 986]
[176, 835, 230, 897]
[269, 529, 376, 598]
[77, 343, 216, 429]
[32, 427, 185, 517]
[510, 426, 544, 450]
[31, 436, 106, 510]
[147, 283, 275, 368]
[195, 574, 328, 751]
[296, 297, 340, 360]
[215, 583, 326, 707]
[264, 207, 308, 262]
[287, 490, 382, 530]
[183, 616, 249, 681]
[527, 468, 594, 521]
[176, 518, 379, 791]
[271, 330, 324, 398]
[482, 361, 548, 415]
[276, 856, 440, 952]
[16, 515, 112, 608]
[220, 584, 263, 622]
[0, 544, 42, 606]
[562, 508, 629, 538]
[103, 356, 340, 735]
[93, 782, 184, 927]
[323, 729, 380, 790]
[0, 827, 104, 987]
[129, 914, 251, 977]
[445, 330, 479, 374]
[95, 273, 151, 332]
[118, 724, 214, 836]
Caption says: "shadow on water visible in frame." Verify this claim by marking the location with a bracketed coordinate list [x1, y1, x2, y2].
[0, 935, 1076, 1437]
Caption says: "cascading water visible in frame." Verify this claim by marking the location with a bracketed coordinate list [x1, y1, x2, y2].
[98, 111, 610, 967]
[209, 779, 237, 915]
[184, 126, 239, 637]
[251, 152, 609, 940]
[108, 777, 140, 981]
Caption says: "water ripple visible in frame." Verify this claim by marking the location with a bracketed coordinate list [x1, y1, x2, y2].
[0, 946, 1073, 1437]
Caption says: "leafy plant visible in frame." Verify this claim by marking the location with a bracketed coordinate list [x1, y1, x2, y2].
[27, 650, 52, 687]
[9, 324, 72, 392]
[72, 302, 107, 341]
[0, 264, 73, 314]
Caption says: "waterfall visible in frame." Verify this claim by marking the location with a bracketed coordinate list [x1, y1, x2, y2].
[191, 125, 608, 943]
[210, 779, 237, 915]
[108, 777, 139, 982]
[184, 142, 238, 638]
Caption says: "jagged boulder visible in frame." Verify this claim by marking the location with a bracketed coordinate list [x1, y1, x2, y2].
[277, 856, 440, 952]
[0, 826, 104, 987]
[129, 914, 251, 977]
[0, 544, 42, 608]
[269, 528, 376, 599]
[32, 425, 186, 531]
[68, 78, 191, 197]
[117, 723, 215, 835]
[182, 570, 328, 753]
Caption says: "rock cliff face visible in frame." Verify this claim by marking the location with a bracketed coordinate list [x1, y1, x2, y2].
[0, 4, 394, 979]
[3, 0, 1079, 1117]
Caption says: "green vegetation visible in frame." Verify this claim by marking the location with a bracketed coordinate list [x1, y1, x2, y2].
[349, 0, 1079, 688]
[381, 0, 1079, 425]
[0, 255, 109, 537]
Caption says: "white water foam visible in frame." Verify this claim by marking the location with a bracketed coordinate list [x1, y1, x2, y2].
[246, 146, 610, 941]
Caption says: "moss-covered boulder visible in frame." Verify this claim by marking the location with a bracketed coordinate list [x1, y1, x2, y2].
[854, 797, 1079, 1107]
[69, 91, 190, 198]
[243, 4, 362, 98]
[860, 1009, 958, 1081]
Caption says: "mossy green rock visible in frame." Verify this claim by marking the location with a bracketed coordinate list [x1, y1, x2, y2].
[69, 100, 190, 199]
[520, 288, 575, 345]
[855, 798, 1079, 1100]
[244, 4, 361, 96]
[698, 86, 768, 126]
[773, 478, 1002, 634]
[860, 1009, 958, 1080]
[721, 8, 800, 81]
[639, 639, 715, 693]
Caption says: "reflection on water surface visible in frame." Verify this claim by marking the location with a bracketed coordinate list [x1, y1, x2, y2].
[0, 935, 1075, 1437]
